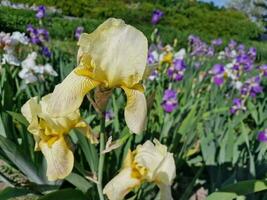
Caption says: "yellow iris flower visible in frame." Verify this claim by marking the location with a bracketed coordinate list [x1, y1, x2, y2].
[21, 94, 97, 181]
[46, 18, 148, 134]
[103, 139, 176, 200]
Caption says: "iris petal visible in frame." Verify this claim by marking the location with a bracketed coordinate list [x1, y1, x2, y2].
[40, 136, 74, 181]
[103, 168, 141, 200]
[46, 70, 99, 117]
[122, 85, 147, 134]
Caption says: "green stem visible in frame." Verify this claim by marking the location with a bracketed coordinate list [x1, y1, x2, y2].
[97, 114, 106, 200]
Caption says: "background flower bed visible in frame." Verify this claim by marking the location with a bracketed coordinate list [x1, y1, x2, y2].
[0, 0, 267, 200]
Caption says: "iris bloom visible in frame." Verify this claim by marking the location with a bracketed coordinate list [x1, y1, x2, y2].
[21, 95, 97, 181]
[103, 139, 176, 200]
[46, 18, 148, 134]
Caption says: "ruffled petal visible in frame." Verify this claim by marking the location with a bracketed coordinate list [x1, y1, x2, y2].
[21, 97, 41, 136]
[39, 136, 74, 181]
[46, 70, 99, 117]
[78, 18, 148, 88]
[103, 168, 141, 200]
[122, 85, 147, 134]
[157, 183, 173, 200]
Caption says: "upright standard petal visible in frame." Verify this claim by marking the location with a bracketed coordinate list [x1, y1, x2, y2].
[46, 70, 99, 117]
[39, 136, 74, 181]
[103, 168, 141, 200]
[78, 18, 148, 88]
[122, 85, 147, 134]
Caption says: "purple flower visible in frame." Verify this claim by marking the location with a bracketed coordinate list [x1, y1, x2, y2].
[27, 25, 49, 45]
[230, 98, 245, 114]
[240, 76, 263, 97]
[167, 59, 186, 81]
[162, 89, 178, 113]
[211, 38, 223, 46]
[36, 5, 46, 19]
[105, 110, 114, 121]
[147, 50, 158, 65]
[151, 9, 164, 25]
[148, 70, 159, 81]
[37, 28, 49, 42]
[258, 130, 267, 142]
[211, 64, 225, 86]
[235, 54, 253, 72]
[248, 47, 256, 60]
[41, 46, 51, 58]
[75, 26, 84, 40]
[259, 64, 267, 77]
[228, 40, 237, 49]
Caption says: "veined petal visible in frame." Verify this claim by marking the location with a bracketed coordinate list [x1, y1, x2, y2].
[78, 18, 148, 88]
[157, 183, 173, 200]
[103, 168, 141, 200]
[39, 136, 74, 181]
[46, 70, 99, 117]
[122, 85, 147, 134]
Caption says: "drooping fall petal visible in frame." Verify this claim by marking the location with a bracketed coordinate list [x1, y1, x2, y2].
[39, 136, 74, 181]
[46, 70, 99, 116]
[122, 85, 147, 134]
[78, 18, 148, 88]
[103, 168, 141, 200]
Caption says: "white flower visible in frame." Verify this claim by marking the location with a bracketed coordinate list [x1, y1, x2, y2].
[21, 52, 38, 69]
[10, 32, 29, 45]
[232, 81, 243, 90]
[44, 63, 58, 76]
[2, 53, 20, 66]
[174, 48, 186, 60]
[18, 68, 38, 84]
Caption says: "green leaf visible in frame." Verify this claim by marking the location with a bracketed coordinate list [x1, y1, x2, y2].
[39, 189, 88, 200]
[207, 180, 267, 200]
[65, 173, 93, 193]
[178, 103, 198, 135]
[0, 135, 44, 184]
[6, 111, 29, 126]
[0, 187, 31, 200]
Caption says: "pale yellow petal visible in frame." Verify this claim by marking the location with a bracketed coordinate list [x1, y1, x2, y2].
[103, 168, 141, 200]
[157, 183, 173, 200]
[39, 136, 74, 181]
[134, 140, 164, 181]
[78, 18, 148, 88]
[46, 70, 99, 117]
[21, 97, 41, 136]
[154, 153, 176, 185]
[122, 85, 147, 134]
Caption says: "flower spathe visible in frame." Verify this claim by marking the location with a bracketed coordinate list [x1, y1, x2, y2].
[21, 94, 97, 181]
[47, 18, 148, 134]
[103, 139, 176, 200]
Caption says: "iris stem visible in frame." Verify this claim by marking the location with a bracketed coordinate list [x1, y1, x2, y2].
[97, 114, 106, 200]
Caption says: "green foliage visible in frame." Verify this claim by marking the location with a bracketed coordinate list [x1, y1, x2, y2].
[2, 0, 263, 44]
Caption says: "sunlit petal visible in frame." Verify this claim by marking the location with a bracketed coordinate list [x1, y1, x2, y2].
[78, 18, 148, 88]
[75, 121, 98, 144]
[122, 85, 147, 134]
[46, 70, 99, 117]
[40, 136, 74, 181]
[157, 183, 173, 200]
[103, 168, 141, 200]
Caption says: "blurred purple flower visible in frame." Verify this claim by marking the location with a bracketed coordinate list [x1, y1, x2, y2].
[27, 25, 49, 45]
[148, 70, 159, 81]
[248, 47, 256, 60]
[162, 89, 178, 113]
[230, 98, 245, 114]
[260, 64, 267, 77]
[36, 5, 46, 19]
[41, 46, 51, 58]
[105, 110, 114, 121]
[37, 28, 49, 42]
[211, 64, 225, 86]
[258, 130, 267, 142]
[235, 54, 253, 72]
[167, 59, 186, 81]
[228, 40, 237, 49]
[75, 26, 84, 40]
[240, 76, 263, 97]
[211, 38, 222, 46]
[151, 9, 164, 25]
